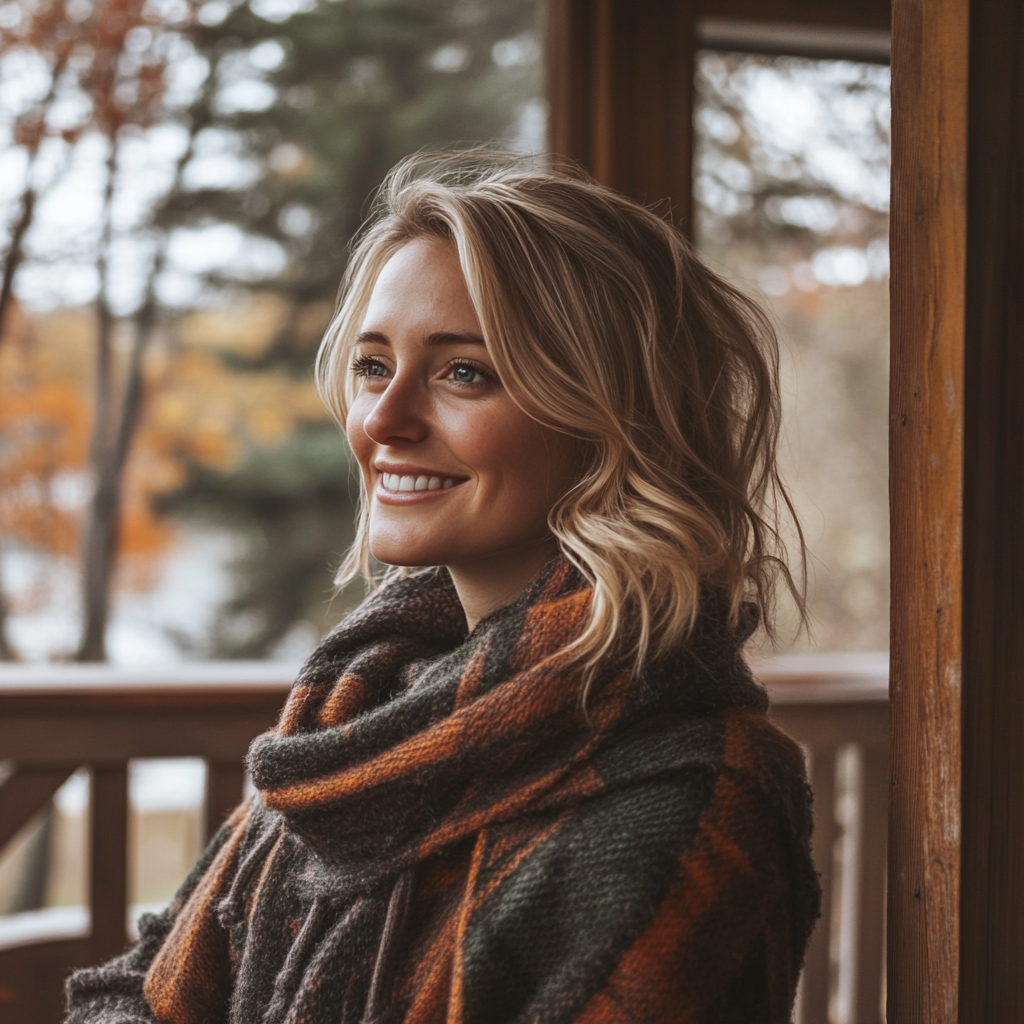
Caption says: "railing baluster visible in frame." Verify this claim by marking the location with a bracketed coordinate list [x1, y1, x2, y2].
[205, 761, 246, 841]
[855, 741, 888, 1024]
[0, 765, 75, 850]
[89, 763, 128, 965]
[802, 738, 838, 1024]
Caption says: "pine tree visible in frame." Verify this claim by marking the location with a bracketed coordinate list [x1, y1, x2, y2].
[163, 0, 542, 655]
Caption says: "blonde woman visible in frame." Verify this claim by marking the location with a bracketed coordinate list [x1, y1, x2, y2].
[67, 155, 820, 1024]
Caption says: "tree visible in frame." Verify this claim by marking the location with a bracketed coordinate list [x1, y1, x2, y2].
[0, 0, 93, 657]
[2, 0, 543, 660]
[73, 0, 190, 658]
[159, 0, 542, 656]
[0, 0, 89, 345]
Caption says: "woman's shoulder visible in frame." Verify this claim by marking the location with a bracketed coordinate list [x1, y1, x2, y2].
[579, 701, 813, 860]
[603, 699, 806, 786]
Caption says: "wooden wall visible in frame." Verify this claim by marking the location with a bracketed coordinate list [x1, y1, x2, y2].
[958, 0, 1024, 1019]
[547, 0, 696, 232]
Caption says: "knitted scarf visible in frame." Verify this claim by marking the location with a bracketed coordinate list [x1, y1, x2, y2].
[67, 558, 820, 1024]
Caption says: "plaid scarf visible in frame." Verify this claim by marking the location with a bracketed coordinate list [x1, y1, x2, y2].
[67, 558, 819, 1024]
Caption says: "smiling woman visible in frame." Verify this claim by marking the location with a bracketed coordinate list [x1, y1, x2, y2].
[65, 154, 821, 1024]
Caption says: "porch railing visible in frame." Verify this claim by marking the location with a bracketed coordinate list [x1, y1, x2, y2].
[0, 653, 888, 1023]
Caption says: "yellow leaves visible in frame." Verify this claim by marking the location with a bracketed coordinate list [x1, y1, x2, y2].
[0, 377, 88, 559]
[151, 344, 327, 450]
[1, 298, 331, 593]
[178, 292, 292, 358]
[295, 301, 334, 351]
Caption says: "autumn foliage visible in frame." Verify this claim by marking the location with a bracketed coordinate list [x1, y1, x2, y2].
[0, 294, 328, 608]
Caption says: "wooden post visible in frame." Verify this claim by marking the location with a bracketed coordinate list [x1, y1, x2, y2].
[205, 761, 246, 841]
[958, 0, 1024, 1019]
[888, 0, 968, 1019]
[802, 745, 838, 1023]
[89, 763, 129, 964]
[547, 0, 695, 233]
[856, 743, 889, 1024]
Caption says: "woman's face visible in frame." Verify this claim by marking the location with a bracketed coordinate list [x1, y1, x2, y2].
[346, 236, 577, 577]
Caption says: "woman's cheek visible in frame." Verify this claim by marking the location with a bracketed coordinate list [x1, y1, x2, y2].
[346, 398, 374, 468]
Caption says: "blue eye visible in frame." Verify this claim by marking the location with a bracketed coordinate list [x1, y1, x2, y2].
[351, 355, 387, 378]
[448, 360, 497, 386]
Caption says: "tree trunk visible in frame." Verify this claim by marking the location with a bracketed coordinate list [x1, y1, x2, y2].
[0, 56, 69, 661]
[0, 589, 17, 661]
[0, 46, 69, 350]
[76, 312, 156, 661]
[0, 189, 36, 341]
[74, 98, 207, 661]
[76, 454, 121, 661]
[75, 139, 121, 663]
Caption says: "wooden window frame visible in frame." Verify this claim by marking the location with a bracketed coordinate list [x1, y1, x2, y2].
[547, 0, 1024, 1020]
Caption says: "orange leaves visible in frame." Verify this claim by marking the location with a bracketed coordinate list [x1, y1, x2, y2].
[0, 300, 330, 593]
[0, 380, 88, 557]
[0, 324, 91, 561]
[2, 0, 187, 146]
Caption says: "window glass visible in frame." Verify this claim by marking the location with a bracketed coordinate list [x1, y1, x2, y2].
[695, 51, 890, 651]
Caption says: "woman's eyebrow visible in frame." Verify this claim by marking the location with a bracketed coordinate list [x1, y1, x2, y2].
[354, 331, 485, 347]
[355, 331, 389, 346]
[424, 331, 485, 347]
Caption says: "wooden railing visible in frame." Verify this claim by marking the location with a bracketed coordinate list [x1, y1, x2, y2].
[0, 654, 888, 1024]
[757, 653, 889, 1024]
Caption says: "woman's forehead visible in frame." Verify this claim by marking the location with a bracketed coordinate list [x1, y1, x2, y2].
[359, 238, 482, 340]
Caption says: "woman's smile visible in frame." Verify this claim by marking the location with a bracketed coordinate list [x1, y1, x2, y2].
[374, 462, 468, 499]
[380, 475, 459, 493]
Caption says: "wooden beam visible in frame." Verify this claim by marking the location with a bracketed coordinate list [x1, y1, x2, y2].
[959, 1, 1024, 1019]
[548, 0, 695, 233]
[697, 0, 890, 31]
[887, 0, 968, 1019]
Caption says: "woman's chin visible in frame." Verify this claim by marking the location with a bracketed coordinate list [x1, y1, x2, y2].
[368, 537, 453, 570]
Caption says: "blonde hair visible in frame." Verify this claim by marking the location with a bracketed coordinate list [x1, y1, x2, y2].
[316, 152, 805, 675]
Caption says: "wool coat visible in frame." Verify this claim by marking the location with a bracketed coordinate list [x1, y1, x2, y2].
[65, 558, 820, 1024]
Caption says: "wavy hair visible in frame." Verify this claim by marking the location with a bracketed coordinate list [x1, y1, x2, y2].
[316, 151, 805, 676]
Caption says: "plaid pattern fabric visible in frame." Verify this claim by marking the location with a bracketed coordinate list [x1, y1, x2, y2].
[66, 559, 820, 1024]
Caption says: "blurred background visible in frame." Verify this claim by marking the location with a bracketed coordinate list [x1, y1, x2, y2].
[0, 0, 888, 961]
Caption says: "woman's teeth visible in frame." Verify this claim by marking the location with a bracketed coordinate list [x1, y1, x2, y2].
[381, 473, 457, 492]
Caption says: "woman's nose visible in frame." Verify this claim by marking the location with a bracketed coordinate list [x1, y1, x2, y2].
[361, 374, 429, 446]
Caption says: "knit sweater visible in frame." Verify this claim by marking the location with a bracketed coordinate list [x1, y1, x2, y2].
[65, 558, 820, 1024]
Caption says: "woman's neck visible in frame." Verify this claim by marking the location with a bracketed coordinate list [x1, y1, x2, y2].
[446, 538, 560, 631]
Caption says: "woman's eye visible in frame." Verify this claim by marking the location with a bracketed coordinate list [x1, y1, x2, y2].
[352, 355, 388, 378]
[447, 361, 493, 386]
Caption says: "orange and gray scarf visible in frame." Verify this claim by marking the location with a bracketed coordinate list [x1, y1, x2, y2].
[66, 558, 820, 1024]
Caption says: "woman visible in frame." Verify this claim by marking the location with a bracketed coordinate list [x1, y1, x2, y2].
[67, 154, 820, 1024]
